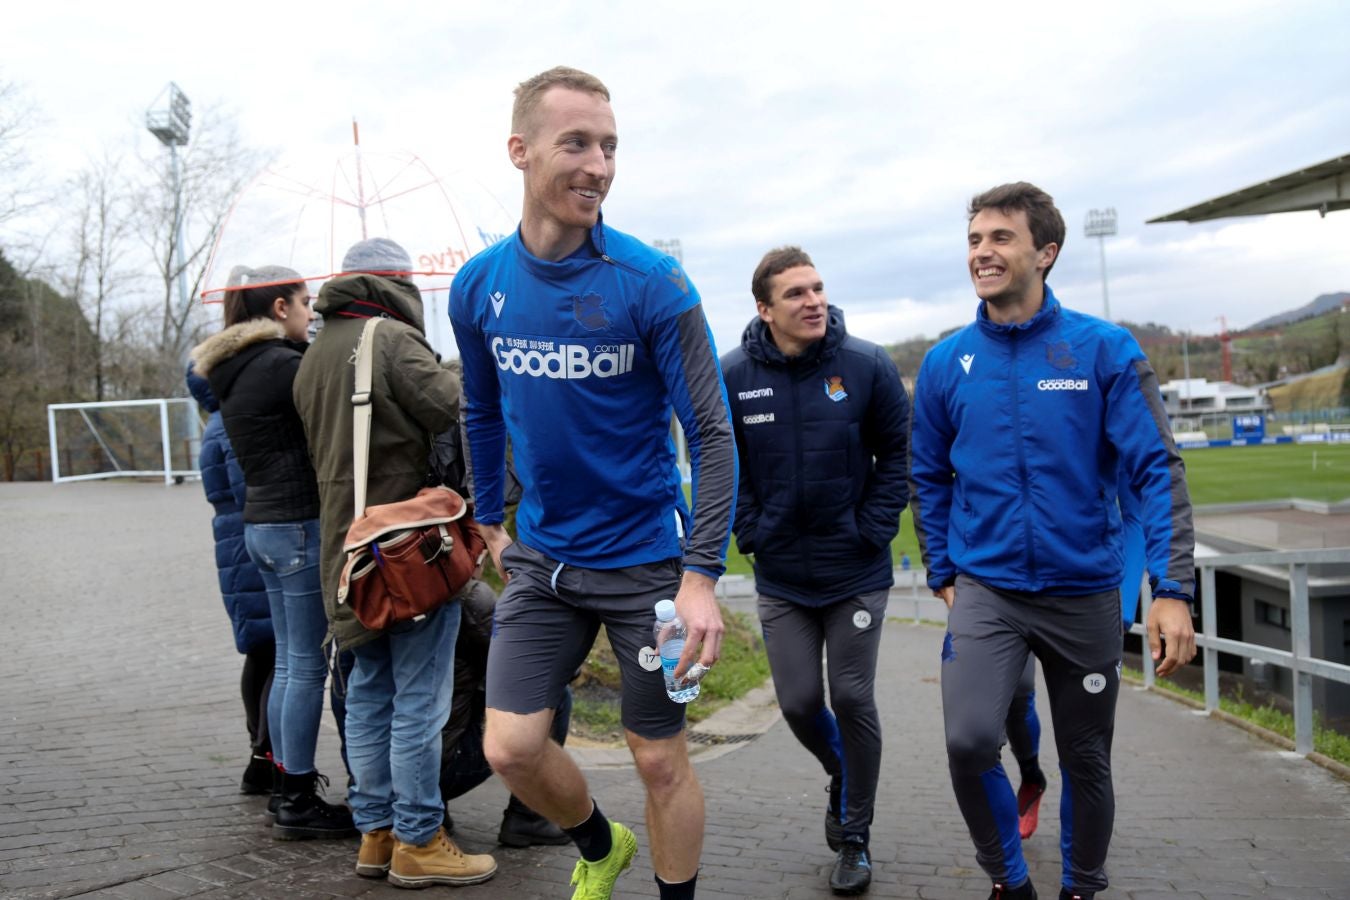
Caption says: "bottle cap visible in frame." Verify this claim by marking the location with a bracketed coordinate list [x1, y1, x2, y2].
[654, 599, 676, 621]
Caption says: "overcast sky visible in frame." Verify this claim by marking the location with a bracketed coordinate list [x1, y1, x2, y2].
[4, 0, 1348, 359]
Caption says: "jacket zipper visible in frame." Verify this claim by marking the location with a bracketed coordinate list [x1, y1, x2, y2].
[791, 363, 807, 539]
[1009, 333, 1037, 582]
[600, 253, 648, 278]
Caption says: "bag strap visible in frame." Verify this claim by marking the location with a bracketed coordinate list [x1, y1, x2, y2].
[351, 317, 382, 518]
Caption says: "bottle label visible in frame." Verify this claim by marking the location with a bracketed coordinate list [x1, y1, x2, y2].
[660, 638, 685, 676]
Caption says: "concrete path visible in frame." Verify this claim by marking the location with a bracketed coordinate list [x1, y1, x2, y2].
[1, 482, 1347, 898]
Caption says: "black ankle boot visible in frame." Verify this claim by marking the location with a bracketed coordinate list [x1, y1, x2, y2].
[273, 771, 356, 840]
[497, 795, 568, 847]
[241, 754, 272, 795]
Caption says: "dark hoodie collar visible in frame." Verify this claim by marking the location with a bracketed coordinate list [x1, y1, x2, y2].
[975, 284, 1061, 339]
[740, 304, 847, 367]
[314, 273, 425, 332]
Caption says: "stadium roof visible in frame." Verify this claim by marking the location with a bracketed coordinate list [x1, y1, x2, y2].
[1147, 153, 1350, 223]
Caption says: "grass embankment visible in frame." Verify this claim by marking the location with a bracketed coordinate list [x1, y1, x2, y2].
[1123, 666, 1350, 768]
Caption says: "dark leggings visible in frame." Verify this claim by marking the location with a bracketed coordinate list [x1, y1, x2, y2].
[241, 641, 275, 755]
[943, 576, 1122, 895]
[759, 589, 889, 844]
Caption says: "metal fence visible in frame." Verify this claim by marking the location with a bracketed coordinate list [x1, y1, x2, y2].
[1134, 547, 1350, 756]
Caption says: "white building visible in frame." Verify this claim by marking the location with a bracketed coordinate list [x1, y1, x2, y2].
[1159, 378, 1269, 415]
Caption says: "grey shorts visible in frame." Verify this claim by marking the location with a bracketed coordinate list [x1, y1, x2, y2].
[485, 541, 686, 740]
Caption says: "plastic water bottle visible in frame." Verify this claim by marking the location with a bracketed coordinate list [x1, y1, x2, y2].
[654, 599, 701, 703]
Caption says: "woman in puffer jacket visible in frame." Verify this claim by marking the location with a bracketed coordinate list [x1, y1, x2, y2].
[186, 366, 275, 795]
[190, 265, 354, 841]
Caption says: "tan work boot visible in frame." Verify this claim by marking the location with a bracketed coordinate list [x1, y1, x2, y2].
[355, 827, 395, 878]
[388, 827, 497, 888]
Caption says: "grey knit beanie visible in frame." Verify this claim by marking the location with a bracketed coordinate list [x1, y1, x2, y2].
[341, 237, 413, 275]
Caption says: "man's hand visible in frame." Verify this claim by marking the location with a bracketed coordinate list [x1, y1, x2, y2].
[481, 524, 514, 585]
[1147, 597, 1196, 677]
[935, 585, 955, 609]
[673, 570, 723, 680]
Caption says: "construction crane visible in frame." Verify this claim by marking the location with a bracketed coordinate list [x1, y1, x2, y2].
[1217, 316, 1233, 383]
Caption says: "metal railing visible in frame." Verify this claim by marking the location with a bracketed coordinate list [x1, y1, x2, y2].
[1134, 547, 1350, 756]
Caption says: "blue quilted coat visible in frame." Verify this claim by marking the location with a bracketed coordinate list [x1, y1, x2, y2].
[188, 367, 273, 653]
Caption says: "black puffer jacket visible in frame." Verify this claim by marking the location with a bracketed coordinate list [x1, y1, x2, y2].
[720, 306, 911, 605]
[191, 319, 321, 523]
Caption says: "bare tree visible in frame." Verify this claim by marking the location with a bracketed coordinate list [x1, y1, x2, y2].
[0, 77, 41, 231]
[65, 152, 139, 401]
[134, 103, 268, 394]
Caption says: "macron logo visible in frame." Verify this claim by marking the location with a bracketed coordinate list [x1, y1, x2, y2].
[489, 291, 506, 318]
[960, 354, 974, 374]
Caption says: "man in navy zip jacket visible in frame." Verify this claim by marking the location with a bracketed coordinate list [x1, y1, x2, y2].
[721, 247, 909, 896]
[909, 182, 1196, 900]
[449, 67, 736, 900]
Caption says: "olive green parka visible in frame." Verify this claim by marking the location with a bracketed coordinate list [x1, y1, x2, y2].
[292, 273, 460, 650]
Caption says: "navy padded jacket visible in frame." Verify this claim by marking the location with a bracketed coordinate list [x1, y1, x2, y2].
[722, 307, 910, 606]
[188, 368, 273, 654]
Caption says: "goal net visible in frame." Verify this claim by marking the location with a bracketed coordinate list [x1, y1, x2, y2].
[46, 399, 203, 484]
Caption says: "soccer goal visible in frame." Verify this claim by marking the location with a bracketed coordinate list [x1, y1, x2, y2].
[46, 399, 203, 485]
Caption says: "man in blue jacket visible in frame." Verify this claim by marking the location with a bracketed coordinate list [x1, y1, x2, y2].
[722, 246, 909, 896]
[449, 66, 736, 900]
[909, 182, 1197, 900]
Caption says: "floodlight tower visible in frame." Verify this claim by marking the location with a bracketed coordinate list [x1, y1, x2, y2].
[1084, 207, 1117, 321]
[652, 238, 684, 264]
[146, 83, 193, 326]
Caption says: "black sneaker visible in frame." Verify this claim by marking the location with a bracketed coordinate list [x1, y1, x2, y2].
[829, 839, 871, 895]
[498, 798, 569, 847]
[988, 880, 1037, 899]
[824, 776, 844, 851]
[1057, 890, 1091, 900]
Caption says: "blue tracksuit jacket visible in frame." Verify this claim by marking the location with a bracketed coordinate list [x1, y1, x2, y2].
[909, 287, 1194, 600]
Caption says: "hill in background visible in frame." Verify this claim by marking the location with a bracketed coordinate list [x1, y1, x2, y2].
[1247, 292, 1350, 331]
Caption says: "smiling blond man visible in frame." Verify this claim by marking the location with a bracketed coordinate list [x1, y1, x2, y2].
[449, 67, 736, 900]
[908, 182, 1196, 900]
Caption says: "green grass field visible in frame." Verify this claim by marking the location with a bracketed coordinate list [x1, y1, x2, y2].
[1181, 442, 1350, 506]
[720, 442, 1349, 578]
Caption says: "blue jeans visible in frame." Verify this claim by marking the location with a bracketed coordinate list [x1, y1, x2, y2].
[347, 601, 459, 845]
[245, 519, 328, 776]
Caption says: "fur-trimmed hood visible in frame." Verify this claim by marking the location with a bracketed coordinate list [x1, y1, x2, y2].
[190, 319, 287, 377]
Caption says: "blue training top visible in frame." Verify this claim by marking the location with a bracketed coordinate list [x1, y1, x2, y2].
[449, 217, 737, 579]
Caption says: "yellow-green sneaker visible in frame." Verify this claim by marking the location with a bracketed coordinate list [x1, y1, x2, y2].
[569, 821, 637, 900]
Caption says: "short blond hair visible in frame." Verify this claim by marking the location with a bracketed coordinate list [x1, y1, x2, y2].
[511, 66, 611, 136]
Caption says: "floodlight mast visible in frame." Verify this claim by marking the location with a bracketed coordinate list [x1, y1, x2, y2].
[1084, 207, 1117, 321]
[652, 238, 684, 264]
[146, 83, 192, 330]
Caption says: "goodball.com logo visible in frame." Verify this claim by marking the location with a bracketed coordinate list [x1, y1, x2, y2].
[492, 337, 635, 380]
[1037, 378, 1089, 391]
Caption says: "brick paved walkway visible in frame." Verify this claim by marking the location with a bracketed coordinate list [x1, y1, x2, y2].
[1, 482, 1347, 898]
